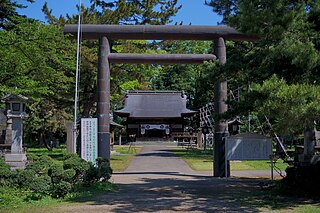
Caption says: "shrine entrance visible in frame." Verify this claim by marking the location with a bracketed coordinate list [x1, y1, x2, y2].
[64, 24, 257, 177]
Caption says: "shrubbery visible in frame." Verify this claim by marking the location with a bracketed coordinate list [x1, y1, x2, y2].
[281, 163, 320, 197]
[0, 153, 112, 198]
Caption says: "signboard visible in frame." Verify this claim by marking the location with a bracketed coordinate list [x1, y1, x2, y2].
[225, 133, 272, 160]
[81, 118, 98, 164]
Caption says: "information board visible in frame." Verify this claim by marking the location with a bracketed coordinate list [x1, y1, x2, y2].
[225, 133, 272, 160]
[81, 118, 98, 164]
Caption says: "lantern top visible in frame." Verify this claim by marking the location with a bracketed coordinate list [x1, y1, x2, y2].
[1, 94, 29, 103]
[228, 118, 244, 126]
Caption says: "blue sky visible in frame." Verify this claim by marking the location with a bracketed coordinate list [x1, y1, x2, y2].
[17, 0, 222, 25]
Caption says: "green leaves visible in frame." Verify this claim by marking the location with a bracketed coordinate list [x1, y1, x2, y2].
[253, 75, 320, 135]
[0, 21, 75, 100]
[207, 0, 320, 84]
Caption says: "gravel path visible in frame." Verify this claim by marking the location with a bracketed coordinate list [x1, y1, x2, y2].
[58, 145, 279, 213]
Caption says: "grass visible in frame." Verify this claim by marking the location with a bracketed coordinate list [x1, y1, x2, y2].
[111, 145, 142, 172]
[0, 182, 116, 213]
[0, 187, 61, 212]
[171, 147, 289, 171]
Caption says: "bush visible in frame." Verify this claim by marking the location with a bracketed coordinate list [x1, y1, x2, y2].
[0, 152, 113, 199]
[51, 181, 72, 198]
[282, 163, 320, 196]
[29, 175, 51, 194]
[63, 153, 90, 182]
[0, 157, 15, 186]
[16, 169, 36, 188]
[83, 164, 100, 185]
[63, 169, 76, 182]
[26, 155, 54, 175]
[96, 157, 112, 181]
[26, 153, 39, 161]
[83, 158, 112, 186]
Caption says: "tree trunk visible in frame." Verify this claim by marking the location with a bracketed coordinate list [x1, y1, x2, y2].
[39, 130, 52, 151]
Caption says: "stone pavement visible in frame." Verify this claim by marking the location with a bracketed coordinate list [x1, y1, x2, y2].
[59, 145, 285, 213]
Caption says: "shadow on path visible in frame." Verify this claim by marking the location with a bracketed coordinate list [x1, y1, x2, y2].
[64, 175, 319, 213]
[60, 145, 318, 212]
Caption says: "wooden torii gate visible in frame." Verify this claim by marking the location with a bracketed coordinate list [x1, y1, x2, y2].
[64, 24, 257, 177]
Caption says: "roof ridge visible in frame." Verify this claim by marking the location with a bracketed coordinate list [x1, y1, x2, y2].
[127, 90, 184, 94]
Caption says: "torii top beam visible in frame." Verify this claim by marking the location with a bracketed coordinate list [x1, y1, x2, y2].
[108, 53, 216, 64]
[64, 24, 258, 41]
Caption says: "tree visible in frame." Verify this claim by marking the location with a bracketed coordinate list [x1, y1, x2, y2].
[253, 75, 320, 136]
[205, 0, 320, 84]
[0, 0, 34, 30]
[0, 21, 75, 148]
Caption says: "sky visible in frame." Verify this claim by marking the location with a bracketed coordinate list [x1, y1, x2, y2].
[16, 0, 222, 25]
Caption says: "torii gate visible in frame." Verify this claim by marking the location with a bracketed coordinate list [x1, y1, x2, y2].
[64, 25, 257, 177]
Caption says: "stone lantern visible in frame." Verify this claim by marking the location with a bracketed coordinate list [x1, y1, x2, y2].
[1, 94, 28, 169]
[228, 118, 244, 135]
[201, 124, 211, 152]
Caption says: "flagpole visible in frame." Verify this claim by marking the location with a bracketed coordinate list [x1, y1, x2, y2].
[73, 0, 82, 153]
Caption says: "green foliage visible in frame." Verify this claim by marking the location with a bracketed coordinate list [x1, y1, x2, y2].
[0, 158, 12, 179]
[29, 175, 51, 194]
[48, 162, 65, 184]
[83, 158, 112, 185]
[51, 181, 72, 198]
[206, 0, 320, 84]
[16, 169, 36, 188]
[0, 158, 15, 186]
[63, 153, 90, 182]
[253, 75, 320, 135]
[0, 152, 112, 200]
[0, 0, 35, 30]
[26, 155, 54, 175]
[96, 157, 112, 181]
[0, 19, 75, 148]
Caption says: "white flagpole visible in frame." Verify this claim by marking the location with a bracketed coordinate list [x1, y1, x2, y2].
[73, 0, 82, 153]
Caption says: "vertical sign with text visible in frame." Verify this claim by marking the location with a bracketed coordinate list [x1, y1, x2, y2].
[81, 118, 98, 164]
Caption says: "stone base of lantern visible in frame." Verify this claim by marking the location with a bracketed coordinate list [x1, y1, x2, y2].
[5, 153, 27, 170]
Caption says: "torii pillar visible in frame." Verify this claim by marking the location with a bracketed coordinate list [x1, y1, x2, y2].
[214, 37, 230, 177]
[97, 36, 111, 164]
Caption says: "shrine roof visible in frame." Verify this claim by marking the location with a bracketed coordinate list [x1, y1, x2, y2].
[115, 91, 196, 118]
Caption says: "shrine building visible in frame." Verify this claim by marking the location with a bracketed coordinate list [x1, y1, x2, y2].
[115, 90, 196, 140]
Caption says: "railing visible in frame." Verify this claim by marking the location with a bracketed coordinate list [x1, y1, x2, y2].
[171, 132, 197, 148]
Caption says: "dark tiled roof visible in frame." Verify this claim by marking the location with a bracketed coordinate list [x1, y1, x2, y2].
[115, 91, 196, 118]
